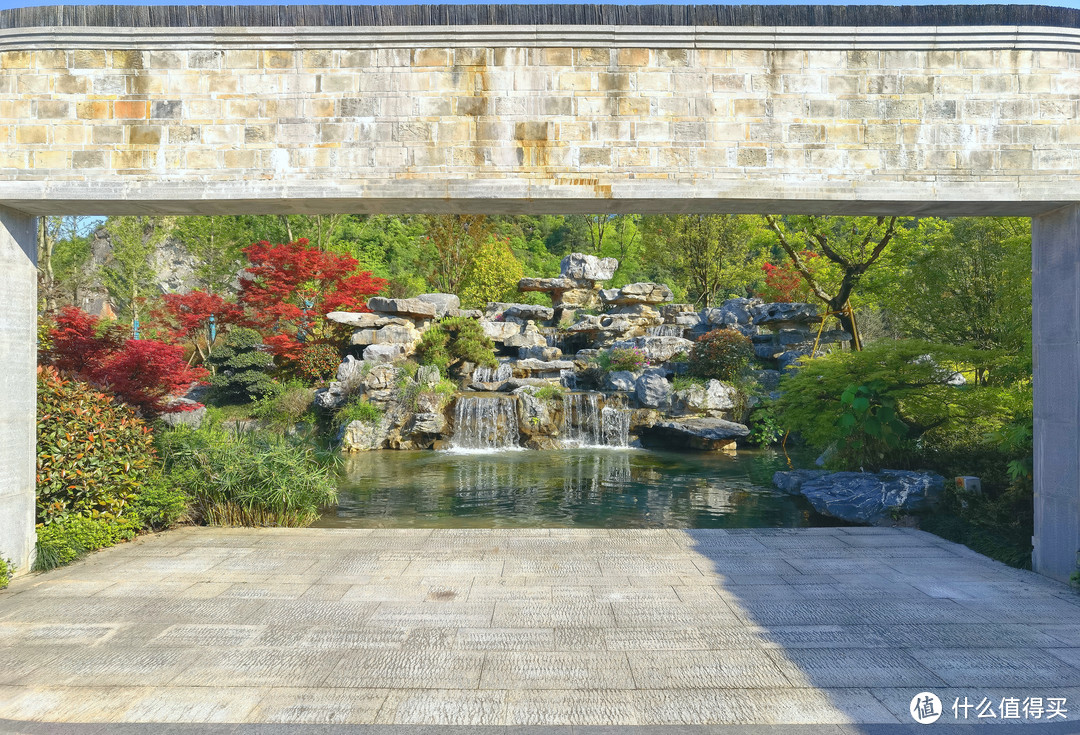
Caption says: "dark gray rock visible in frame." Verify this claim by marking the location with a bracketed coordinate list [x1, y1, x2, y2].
[518, 276, 575, 293]
[635, 372, 672, 408]
[159, 399, 206, 429]
[773, 469, 946, 523]
[502, 303, 555, 322]
[520, 345, 562, 361]
[751, 301, 821, 326]
[639, 417, 749, 451]
[606, 370, 638, 392]
[701, 298, 763, 331]
[610, 335, 694, 363]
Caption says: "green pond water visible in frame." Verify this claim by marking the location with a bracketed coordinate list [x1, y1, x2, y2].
[316, 448, 844, 529]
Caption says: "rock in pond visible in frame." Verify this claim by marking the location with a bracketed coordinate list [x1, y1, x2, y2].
[772, 469, 946, 524]
[635, 372, 672, 408]
[639, 417, 750, 451]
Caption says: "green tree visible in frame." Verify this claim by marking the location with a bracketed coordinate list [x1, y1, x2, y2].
[425, 215, 495, 295]
[763, 215, 908, 346]
[459, 239, 526, 308]
[45, 217, 96, 309]
[642, 214, 762, 307]
[171, 215, 251, 294]
[206, 327, 277, 403]
[100, 216, 171, 326]
[884, 217, 1031, 366]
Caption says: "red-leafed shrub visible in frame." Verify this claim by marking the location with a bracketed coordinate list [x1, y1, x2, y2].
[239, 239, 387, 364]
[154, 290, 243, 364]
[297, 342, 341, 382]
[759, 250, 819, 303]
[48, 307, 208, 417]
[689, 328, 754, 382]
[50, 306, 126, 375]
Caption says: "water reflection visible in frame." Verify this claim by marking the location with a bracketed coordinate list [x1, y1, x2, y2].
[318, 448, 844, 529]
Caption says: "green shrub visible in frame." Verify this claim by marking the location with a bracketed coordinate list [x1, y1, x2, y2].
[297, 342, 341, 382]
[415, 317, 497, 375]
[130, 479, 189, 531]
[672, 375, 707, 392]
[336, 395, 383, 430]
[207, 327, 277, 403]
[34, 516, 138, 572]
[775, 340, 1012, 472]
[597, 346, 648, 373]
[532, 385, 565, 401]
[252, 379, 315, 431]
[37, 366, 158, 525]
[157, 426, 338, 527]
[688, 328, 753, 382]
[0, 558, 11, 590]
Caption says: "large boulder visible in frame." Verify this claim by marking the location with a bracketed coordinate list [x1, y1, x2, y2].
[350, 323, 420, 347]
[520, 345, 563, 361]
[504, 323, 548, 349]
[327, 311, 412, 329]
[701, 298, 763, 332]
[366, 296, 438, 320]
[606, 370, 638, 392]
[600, 282, 674, 306]
[313, 385, 348, 410]
[516, 389, 560, 437]
[518, 276, 575, 293]
[635, 372, 672, 408]
[751, 302, 821, 326]
[338, 418, 391, 451]
[674, 379, 738, 415]
[415, 293, 460, 317]
[480, 320, 523, 343]
[773, 469, 946, 524]
[561, 253, 618, 282]
[610, 336, 695, 364]
[159, 399, 206, 429]
[407, 412, 446, 435]
[501, 303, 555, 322]
[639, 417, 750, 451]
[362, 343, 406, 363]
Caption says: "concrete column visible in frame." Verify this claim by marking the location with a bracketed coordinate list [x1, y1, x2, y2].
[1032, 205, 1080, 582]
[0, 206, 36, 573]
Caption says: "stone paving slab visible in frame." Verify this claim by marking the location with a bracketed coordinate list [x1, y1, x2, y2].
[0, 527, 1079, 730]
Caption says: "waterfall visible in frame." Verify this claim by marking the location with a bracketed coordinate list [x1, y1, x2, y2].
[560, 369, 577, 390]
[473, 363, 512, 383]
[561, 392, 602, 447]
[450, 395, 520, 451]
[601, 406, 631, 448]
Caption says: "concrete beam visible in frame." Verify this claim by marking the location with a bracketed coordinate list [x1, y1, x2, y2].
[1033, 204, 1080, 582]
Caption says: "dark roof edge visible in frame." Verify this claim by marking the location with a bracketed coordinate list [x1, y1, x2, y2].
[2, 4, 1080, 30]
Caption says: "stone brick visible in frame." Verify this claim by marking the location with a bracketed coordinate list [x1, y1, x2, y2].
[75, 101, 108, 121]
[657, 49, 689, 67]
[35, 50, 68, 68]
[114, 100, 149, 119]
[225, 50, 260, 69]
[53, 74, 88, 95]
[558, 72, 592, 92]
[1, 51, 31, 69]
[618, 48, 650, 67]
[112, 150, 147, 169]
[302, 50, 334, 68]
[15, 126, 47, 145]
[32, 150, 67, 169]
[147, 50, 184, 69]
[71, 50, 105, 69]
[454, 48, 489, 66]
[736, 147, 766, 167]
[263, 50, 295, 69]
[72, 150, 106, 169]
[17, 75, 49, 95]
[541, 48, 572, 66]
[575, 48, 610, 66]
[52, 126, 85, 145]
[111, 50, 144, 69]
[128, 125, 162, 145]
[36, 100, 70, 119]
[92, 126, 125, 145]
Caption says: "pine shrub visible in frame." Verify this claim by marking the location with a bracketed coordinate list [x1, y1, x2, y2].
[206, 327, 277, 402]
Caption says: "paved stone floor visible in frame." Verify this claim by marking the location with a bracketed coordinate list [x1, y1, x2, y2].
[0, 527, 1079, 733]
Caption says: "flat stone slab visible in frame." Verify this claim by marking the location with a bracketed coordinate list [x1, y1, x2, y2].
[0, 527, 1078, 728]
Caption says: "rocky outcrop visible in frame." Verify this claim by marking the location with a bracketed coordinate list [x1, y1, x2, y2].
[339, 417, 392, 451]
[609, 336, 694, 364]
[635, 372, 672, 408]
[366, 296, 438, 320]
[600, 282, 674, 306]
[773, 469, 946, 524]
[751, 301, 821, 327]
[415, 293, 460, 317]
[639, 418, 750, 451]
[561, 253, 618, 281]
[673, 379, 737, 416]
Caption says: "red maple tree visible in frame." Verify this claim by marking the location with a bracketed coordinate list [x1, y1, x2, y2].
[154, 290, 244, 364]
[239, 238, 387, 362]
[759, 250, 819, 303]
[49, 306, 207, 416]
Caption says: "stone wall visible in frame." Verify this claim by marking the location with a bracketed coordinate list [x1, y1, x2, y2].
[2, 29, 1080, 214]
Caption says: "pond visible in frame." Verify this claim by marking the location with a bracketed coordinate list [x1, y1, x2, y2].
[315, 448, 845, 529]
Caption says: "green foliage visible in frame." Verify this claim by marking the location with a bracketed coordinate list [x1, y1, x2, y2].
[129, 479, 189, 531]
[597, 346, 649, 373]
[746, 403, 785, 447]
[834, 381, 910, 468]
[207, 327, 277, 403]
[34, 515, 138, 572]
[156, 426, 338, 527]
[459, 239, 525, 308]
[297, 342, 341, 383]
[171, 215, 250, 294]
[415, 317, 498, 375]
[99, 215, 169, 325]
[0, 558, 11, 590]
[251, 379, 315, 431]
[920, 483, 1033, 569]
[672, 375, 707, 392]
[775, 340, 1013, 471]
[336, 395, 383, 429]
[532, 385, 565, 401]
[37, 367, 158, 525]
[688, 329, 753, 382]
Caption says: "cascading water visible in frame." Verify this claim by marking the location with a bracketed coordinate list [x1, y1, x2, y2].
[473, 363, 512, 383]
[450, 395, 520, 450]
[647, 324, 687, 337]
[562, 392, 602, 447]
[601, 406, 631, 448]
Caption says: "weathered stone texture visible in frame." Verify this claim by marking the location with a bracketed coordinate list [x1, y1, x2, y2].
[3, 43, 1080, 210]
